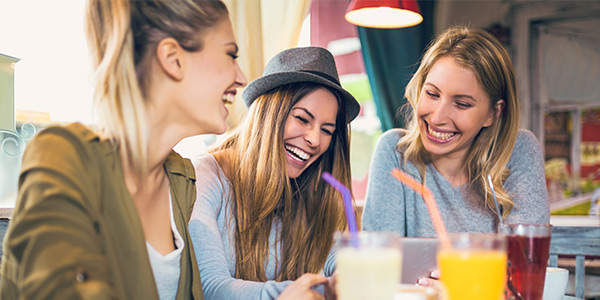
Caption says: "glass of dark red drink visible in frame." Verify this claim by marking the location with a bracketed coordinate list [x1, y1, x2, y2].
[500, 224, 552, 300]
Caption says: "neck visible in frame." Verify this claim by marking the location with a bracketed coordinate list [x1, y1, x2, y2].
[123, 158, 167, 197]
[430, 154, 468, 187]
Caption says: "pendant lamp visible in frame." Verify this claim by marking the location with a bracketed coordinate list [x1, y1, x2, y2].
[345, 0, 423, 29]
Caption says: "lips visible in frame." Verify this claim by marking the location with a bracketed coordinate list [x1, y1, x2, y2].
[285, 144, 311, 162]
[426, 122, 456, 141]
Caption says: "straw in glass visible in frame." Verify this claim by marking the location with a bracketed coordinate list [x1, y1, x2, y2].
[391, 169, 452, 250]
[487, 174, 504, 227]
[322, 172, 358, 234]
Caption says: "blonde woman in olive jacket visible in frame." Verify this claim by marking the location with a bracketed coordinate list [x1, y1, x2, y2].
[0, 0, 246, 299]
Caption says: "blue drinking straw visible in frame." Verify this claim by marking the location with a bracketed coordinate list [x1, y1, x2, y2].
[322, 172, 359, 247]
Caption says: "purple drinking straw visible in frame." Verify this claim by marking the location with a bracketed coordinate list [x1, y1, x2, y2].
[322, 172, 359, 247]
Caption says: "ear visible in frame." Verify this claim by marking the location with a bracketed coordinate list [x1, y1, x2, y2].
[483, 99, 505, 127]
[156, 37, 184, 81]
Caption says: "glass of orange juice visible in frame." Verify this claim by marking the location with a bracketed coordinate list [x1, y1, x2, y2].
[438, 233, 506, 300]
[335, 231, 402, 300]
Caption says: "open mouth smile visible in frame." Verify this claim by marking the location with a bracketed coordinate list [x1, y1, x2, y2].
[426, 122, 457, 141]
[222, 92, 235, 104]
[285, 144, 311, 162]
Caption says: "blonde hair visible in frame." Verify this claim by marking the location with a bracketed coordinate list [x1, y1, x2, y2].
[399, 25, 520, 219]
[84, 0, 228, 178]
[214, 82, 353, 281]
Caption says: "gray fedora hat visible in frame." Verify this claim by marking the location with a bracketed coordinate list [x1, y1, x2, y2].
[242, 46, 361, 122]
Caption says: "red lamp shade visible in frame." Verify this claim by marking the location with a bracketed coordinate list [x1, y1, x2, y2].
[345, 0, 423, 29]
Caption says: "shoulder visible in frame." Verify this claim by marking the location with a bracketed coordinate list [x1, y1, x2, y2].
[371, 128, 406, 161]
[31, 123, 99, 147]
[511, 129, 543, 157]
[192, 153, 224, 178]
[506, 129, 544, 171]
[166, 151, 196, 181]
[376, 128, 406, 148]
[191, 153, 231, 192]
[22, 123, 104, 171]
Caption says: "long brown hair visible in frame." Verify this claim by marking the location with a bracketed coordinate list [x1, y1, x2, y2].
[84, 0, 228, 179]
[214, 82, 352, 281]
[399, 25, 520, 218]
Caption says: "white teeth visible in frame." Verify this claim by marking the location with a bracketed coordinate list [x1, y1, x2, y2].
[428, 126, 455, 140]
[285, 145, 310, 161]
[222, 93, 234, 104]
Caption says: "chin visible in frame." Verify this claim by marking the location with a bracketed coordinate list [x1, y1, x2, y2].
[215, 126, 227, 135]
[287, 169, 301, 179]
[210, 120, 228, 135]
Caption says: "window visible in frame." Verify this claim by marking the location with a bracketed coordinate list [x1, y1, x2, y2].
[0, 1, 91, 208]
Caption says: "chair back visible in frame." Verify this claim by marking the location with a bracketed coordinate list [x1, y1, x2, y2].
[548, 226, 600, 298]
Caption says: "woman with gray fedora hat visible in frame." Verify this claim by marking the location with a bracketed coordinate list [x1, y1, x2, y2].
[189, 46, 360, 299]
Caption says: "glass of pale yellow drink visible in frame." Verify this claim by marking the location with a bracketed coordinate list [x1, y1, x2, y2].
[335, 231, 402, 300]
[438, 233, 507, 300]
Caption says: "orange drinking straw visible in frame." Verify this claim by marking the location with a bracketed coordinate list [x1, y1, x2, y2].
[391, 169, 452, 250]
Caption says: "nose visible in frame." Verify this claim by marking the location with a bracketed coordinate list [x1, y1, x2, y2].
[430, 98, 452, 125]
[304, 126, 320, 148]
[235, 63, 248, 87]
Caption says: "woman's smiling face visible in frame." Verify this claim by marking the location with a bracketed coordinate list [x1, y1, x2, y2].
[417, 56, 498, 161]
[283, 87, 339, 179]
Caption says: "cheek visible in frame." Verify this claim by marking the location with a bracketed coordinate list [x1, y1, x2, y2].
[320, 136, 333, 154]
[415, 98, 426, 116]
[282, 119, 296, 139]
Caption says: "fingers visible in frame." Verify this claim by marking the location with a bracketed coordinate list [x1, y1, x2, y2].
[417, 269, 441, 286]
[417, 277, 444, 291]
[324, 274, 337, 300]
[417, 277, 434, 287]
[297, 273, 328, 287]
[277, 274, 327, 300]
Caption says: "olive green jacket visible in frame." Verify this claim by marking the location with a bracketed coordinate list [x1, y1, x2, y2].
[1, 123, 203, 300]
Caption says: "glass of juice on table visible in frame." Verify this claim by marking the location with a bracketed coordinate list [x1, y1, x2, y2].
[438, 233, 507, 300]
[335, 231, 402, 300]
[500, 224, 552, 300]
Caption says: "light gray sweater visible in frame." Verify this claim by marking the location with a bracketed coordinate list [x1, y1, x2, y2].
[188, 154, 336, 300]
[362, 129, 550, 237]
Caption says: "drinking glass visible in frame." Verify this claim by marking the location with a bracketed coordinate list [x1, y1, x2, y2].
[438, 233, 507, 300]
[335, 231, 402, 300]
[500, 224, 553, 300]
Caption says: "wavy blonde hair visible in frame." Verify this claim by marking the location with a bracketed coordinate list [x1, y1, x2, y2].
[213, 82, 353, 281]
[399, 25, 520, 219]
[84, 0, 228, 178]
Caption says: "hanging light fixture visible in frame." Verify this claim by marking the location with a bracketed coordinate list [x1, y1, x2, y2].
[345, 0, 423, 29]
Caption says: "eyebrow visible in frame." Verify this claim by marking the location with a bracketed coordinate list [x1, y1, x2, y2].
[424, 82, 477, 102]
[293, 107, 336, 127]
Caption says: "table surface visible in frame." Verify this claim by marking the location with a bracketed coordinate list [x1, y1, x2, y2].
[563, 296, 584, 300]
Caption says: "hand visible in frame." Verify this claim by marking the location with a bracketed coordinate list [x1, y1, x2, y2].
[277, 273, 328, 300]
[417, 269, 443, 289]
[324, 272, 337, 300]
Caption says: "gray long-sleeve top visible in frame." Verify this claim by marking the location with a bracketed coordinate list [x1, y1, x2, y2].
[188, 154, 336, 300]
[362, 129, 550, 237]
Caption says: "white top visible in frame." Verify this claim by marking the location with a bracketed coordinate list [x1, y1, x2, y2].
[147, 194, 183, 300]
